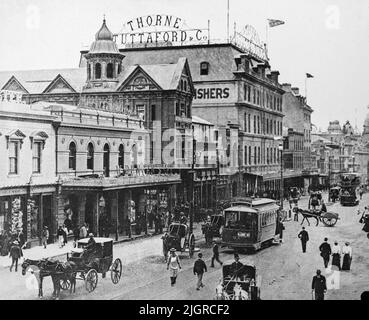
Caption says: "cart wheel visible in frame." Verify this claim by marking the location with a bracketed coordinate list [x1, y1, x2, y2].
[85, 269, 98, 293]
[110, 258, 122, 284]
[60, 278, 71, 290]
[322, 217, 337, 227]
[189, 234, 195, 258]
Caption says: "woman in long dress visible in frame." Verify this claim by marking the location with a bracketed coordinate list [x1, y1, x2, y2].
[167, 248, 181, 286]
[342, 242, 352, 271]
[331, 241, 341, 270]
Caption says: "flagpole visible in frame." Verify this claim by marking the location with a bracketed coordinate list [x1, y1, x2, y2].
[305, 75, 308, 102]
[266, 20, 269, 58]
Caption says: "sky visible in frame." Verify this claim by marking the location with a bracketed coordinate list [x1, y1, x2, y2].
[0, 0, 368, 131]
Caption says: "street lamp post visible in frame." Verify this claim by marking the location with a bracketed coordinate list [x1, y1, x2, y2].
[189, 126, 195, 234]
[274, 136, 284, 209]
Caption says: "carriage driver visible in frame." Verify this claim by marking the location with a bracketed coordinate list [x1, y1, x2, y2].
[85, 233, 97, 251]
[231, 253, 244, 280]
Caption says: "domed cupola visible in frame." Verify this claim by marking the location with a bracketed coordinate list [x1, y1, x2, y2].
[84, 18, 124, 89]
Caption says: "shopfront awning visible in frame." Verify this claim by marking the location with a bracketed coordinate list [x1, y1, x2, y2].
[245, 170, 303, 182]
[61, 174, 182, 191]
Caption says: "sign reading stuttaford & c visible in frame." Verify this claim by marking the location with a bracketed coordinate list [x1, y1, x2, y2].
[113, 14, 209, 47]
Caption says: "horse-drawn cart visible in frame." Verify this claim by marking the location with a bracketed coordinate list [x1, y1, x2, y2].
[162, 222, 197, 258]
[66, 237, 122, 292]
[215, 263, 261, 300]
[297, 208, 340, 227]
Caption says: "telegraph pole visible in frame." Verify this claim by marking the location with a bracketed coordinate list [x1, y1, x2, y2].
[189, 125, 195, 234]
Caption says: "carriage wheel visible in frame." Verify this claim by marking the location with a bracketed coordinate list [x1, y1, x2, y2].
[322, 216, 337, 227]
[110, 258, 122, 284]
[60, 278, 71, 291]
[85, 269, 98, 293]
[189, 234, 195, 258]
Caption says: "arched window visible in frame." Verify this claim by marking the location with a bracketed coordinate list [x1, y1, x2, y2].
[87, 64, 91, 80]
[69, 142, 76, 170]
[107, 63, 114, 79]
[118, 144, 124, 169]
[95, 63, 102, 79]
[87, 143, 94, 170]
[200, 62, 209, 75]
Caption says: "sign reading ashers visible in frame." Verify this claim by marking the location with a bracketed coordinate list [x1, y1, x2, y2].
[113, 14, 209, 46]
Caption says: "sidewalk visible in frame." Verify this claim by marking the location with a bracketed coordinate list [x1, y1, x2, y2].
[0, 222, 203, 269]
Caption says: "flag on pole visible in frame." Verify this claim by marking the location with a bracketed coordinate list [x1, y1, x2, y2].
[306, 73, 314, 78]
[268, 19, 285, 27]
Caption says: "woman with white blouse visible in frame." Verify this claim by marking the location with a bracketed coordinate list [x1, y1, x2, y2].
[331, 241, 341, 270]
[342, 242, 352, 271]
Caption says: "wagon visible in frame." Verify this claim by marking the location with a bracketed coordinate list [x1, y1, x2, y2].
[65, 237, 122, 292]
[162, 222, 196, 258]
[297, 208, 340, 227]
[215, 263, 261, 300]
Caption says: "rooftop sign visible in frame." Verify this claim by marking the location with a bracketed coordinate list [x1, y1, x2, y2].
[113, 14, 209, 47]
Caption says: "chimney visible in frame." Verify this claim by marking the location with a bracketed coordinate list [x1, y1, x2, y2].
[270, 71, 280, 83]
[291, 87, 300, 95]
[282, 83, 292, 92]
[257, 63, 266, 78]
[235, 54, 250, 72]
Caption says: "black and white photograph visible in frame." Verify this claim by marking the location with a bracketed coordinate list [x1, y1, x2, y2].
[0, 0, 368, 304]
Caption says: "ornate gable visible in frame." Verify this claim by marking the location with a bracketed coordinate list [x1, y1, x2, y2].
[43, 74, 76, 94]
[118, 67, 161, 92]
[1, 76, 28, 93]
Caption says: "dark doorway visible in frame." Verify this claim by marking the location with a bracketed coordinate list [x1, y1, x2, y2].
[85, 193, 96, 234]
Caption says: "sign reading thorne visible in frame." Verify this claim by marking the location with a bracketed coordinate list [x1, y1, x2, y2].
[113, 14, 208, 47]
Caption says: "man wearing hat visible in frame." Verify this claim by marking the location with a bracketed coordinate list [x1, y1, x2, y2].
[311, 269, 327, 300]
[319, 237, 332, 268]
[193, 252, 207, 290]
[9, 240, 23, 272]
[210, 240, 223, 267]
[230, 253, 244, 280]
[42, 226, 49, 249]
[298, 227, 309, 253]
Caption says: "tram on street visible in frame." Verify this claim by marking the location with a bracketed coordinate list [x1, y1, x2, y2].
[221, 198, 281, 251]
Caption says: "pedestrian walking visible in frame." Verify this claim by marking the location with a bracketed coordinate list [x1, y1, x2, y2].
[9, 241, 23, 272]
[193, 252, 207, 290]
[319, 237, 332, 268]
[320, 199, 327, 213]
[41, 226, 49, 249]
[279, 217, 285, 243]
[161, 232, 169, 263]
[62, 224, 68, 246]
[57, 226, 64, 248]
[73, 224, 79, 248]
[79, 223, 88, 239]
[167, 248, 181, 286]
[210, 240, 223, 267]
[298, 227, 309, 253]
[342, 242, 352, 271]
[311, 269, 327, 300]
[331, 241, 341, 270]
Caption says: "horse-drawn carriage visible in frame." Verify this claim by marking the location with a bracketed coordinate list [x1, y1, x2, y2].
[66, 237, 122, 292]
[162, 222, 196, 258]
[296, 208, 340, 227]
[329, 187, 341, 203]
[21, 237, 122, 298]
[214, 263, 261, 300]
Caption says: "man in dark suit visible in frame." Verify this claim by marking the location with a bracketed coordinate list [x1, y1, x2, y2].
[9, 241, 23, 272]
[193, 252, 207, 290]
[311, 269, 327, 300]
[298, 227, 309, 253]
[319, 237, 332, 268]
[231, 253, 244, 279]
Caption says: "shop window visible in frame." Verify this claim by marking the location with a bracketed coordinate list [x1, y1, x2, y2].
[200, 62, 209, 75]
[32, 141, 42, 173]
[95, 63, 102, 79]
[8, 141, 19, 174]
[107, 63, 114, 79]
[69, 142, 76, 170]
[87, 143, 94, 170]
